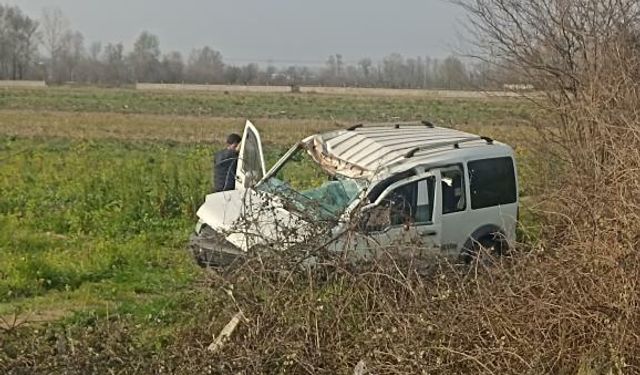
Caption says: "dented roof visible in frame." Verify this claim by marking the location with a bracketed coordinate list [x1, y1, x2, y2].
[313, 121, 512, 178]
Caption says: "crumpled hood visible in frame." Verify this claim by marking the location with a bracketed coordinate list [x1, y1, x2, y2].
[196, 188, 312, 252]
[305, 136, 372, 179]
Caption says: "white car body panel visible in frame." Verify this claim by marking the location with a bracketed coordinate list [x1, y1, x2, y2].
[196, 189, 313, 252]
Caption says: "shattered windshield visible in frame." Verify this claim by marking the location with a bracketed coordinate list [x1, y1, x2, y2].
[257, 148, 364, 220]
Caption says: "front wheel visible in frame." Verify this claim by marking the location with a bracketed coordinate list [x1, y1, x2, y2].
[460, 235, 507, 264]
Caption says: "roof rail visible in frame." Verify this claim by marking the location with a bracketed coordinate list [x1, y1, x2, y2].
[404, 136, 493, 158]
[347, 120, 436, 131]
[481, 136, 494, 144]
[421, 120, 435, 128]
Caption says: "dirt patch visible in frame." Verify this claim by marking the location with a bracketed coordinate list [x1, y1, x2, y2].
[0, 309, 69, 331]
[136, 83, 543, 98]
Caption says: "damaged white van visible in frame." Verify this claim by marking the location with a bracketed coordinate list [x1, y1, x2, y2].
[190, 120, 519, 266]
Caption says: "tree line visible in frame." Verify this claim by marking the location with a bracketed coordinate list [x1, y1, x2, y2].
[0, 4, 519, 89]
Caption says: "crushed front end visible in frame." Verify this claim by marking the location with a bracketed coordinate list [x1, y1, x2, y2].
[188, 223, 246, 267]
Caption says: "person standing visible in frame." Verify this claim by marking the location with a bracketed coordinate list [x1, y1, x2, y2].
[213, 133, 242, 192]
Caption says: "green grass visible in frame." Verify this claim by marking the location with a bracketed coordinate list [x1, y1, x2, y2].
[0, 87, 543, 372]
[0, 138, 210, 319]
[0, 136, 292, 319]
[0, 87, 533, 124]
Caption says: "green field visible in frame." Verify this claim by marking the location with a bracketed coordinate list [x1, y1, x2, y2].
[0, 87, 540, 372]
[0, 87, 532, 124]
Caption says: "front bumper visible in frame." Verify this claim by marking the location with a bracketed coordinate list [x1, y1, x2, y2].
[188, 225, 245, 267]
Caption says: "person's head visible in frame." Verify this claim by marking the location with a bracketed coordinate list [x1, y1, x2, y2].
[226, 133, 241, 151]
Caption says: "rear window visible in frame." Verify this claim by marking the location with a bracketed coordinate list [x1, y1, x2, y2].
[468, 157, 517, 209]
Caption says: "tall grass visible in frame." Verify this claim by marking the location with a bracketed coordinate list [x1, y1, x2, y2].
[0, 138, 209, 304]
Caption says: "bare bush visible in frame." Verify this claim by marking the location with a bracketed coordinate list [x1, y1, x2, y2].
[182, 0, 640, 373]
[453, 0, 640, 253]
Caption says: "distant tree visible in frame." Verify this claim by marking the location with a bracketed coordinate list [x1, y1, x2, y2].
[324, 54, 347, 85]
[89, 41, 101, 60]
[84, 42, 102, 83]
[358, 58, 373, 81]
[103, 42, 128, 84]
[223, 65, 242, 84]
[130, 31, 161, 82]
[186, 46, 224, 83]
[467, 60, 495, 89]
[58, 30, 85, 82]
[0, 5, 40, 80]
[41, 6, 69, 82]
[344, 65, 359, 86]
[423, 56, 434, 88]
[161, 51, 184, 83]
[264, 65, 277, 84]
[382, 53, 405, 87]
[325, 55, 337, 84]
[406, 57, 421, 88]
[284, 65, 303, 85]
[3, 3, 489, 89]
[239, 63, 259, 84]
[439, 56, 468, 89]
[335, 53, 344, 77]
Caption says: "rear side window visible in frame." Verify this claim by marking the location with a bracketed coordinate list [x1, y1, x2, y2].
[468, 157, 517, 209]
[441, 164, 466, 214]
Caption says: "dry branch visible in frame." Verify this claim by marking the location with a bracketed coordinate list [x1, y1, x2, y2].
[207, 312, 244, 353]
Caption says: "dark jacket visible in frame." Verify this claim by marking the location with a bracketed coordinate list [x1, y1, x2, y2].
[213, 148, 239, 192]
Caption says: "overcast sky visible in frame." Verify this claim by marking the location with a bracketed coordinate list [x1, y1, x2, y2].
[5, 0, 466, 65]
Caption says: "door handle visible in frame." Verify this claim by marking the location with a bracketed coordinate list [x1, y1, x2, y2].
[421, 231, 437, 237]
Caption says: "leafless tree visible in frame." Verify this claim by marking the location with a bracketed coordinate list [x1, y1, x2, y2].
[6, 3, 517, 88]
[455, 0, 640, 168]
[0, 5, 40, 80]
[161, 51, 185, 83]
[58, 30, 85, 82]
[358, 58, 373, 80]
[438, 56, 469, 89]
[186, 46, 224, 84]
[41, 6, 69, 82]
[129, 31, 161, 83]
[102, 42, 128, 84]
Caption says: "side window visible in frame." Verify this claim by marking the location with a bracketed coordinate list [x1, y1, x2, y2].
[387, 182, 418, 226]
[362, 177, 434, 232]
[441, 164, 466, 214]
[468, 157, 517, 209]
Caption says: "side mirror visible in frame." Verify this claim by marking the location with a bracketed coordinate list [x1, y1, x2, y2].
[358, 205, 391, 233]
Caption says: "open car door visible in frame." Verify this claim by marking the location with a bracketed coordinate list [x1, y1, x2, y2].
[236, 120, 266, 189]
